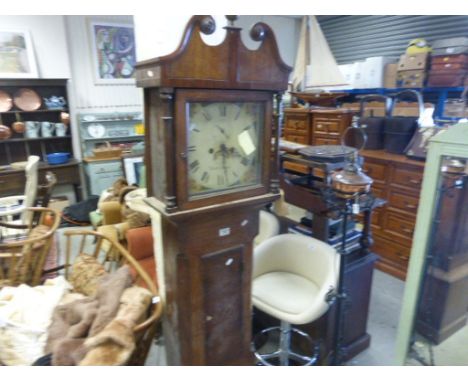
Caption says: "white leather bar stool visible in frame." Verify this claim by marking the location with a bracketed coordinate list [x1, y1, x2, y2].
[252, 233, 340, 366]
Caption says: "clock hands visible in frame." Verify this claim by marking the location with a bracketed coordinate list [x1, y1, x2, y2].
[215, 125, 229, 139]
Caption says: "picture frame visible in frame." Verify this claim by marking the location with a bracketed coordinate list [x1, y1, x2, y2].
[88, 20, 136, 85]
[122, 154, 144, 186]
[0, 29, 38, 78]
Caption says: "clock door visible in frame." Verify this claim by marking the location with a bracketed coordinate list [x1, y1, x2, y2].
[201, 245, 248, 365]
[175, 89, 273, 210]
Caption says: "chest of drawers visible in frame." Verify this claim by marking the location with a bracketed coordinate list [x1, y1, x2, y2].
[282, 108, 354, 174]
[361, 150, 425, 279]
[311, 110, 353, 146]
[283, 108, 313, 145]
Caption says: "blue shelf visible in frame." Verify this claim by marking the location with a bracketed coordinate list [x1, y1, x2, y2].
[332, 87, 466, 120]
[332, 87, 465, 94]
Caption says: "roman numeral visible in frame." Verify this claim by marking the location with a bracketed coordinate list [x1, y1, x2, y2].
[232, 170, 239, 179]
[188, 145, 196, 152]
[219, 104, 226, 117]
[202, 110, 212, 121]
[201, 172, 209, 183]
[243, 125, 251, 131]
[235, 104, 242, 120]
[190, 160, 199, 172]
[241, 157, 250, 166]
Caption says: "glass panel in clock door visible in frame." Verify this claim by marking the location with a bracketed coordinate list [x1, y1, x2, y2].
[186, 101, 264, 198]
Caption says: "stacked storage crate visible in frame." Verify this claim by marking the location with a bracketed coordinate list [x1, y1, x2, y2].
[427, 37, 468, 87]
[396, 52, 429, 88]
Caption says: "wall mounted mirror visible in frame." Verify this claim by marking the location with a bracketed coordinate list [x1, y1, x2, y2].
[395, 123, 468, 366]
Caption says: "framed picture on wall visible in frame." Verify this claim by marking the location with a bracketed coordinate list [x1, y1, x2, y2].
[0, 29, 38, 78]
[122, 154, 144, 186]
[88, 20, 136, 84]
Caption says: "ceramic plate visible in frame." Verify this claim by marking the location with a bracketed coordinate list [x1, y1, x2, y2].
[87, 123, 106, 138]
[13, 88, 42, 111]
[0, 90, 13, 112]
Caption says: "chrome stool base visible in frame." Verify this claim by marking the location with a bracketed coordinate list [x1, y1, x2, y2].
[252, 321, 320, 366]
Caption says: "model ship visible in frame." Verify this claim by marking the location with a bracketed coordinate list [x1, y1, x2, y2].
[290, 16, 348, 107]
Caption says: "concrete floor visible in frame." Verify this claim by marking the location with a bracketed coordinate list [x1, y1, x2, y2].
[145, 269, 467, 366]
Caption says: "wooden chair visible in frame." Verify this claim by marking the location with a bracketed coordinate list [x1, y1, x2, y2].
[35, 171, 58, 208]
[0, 155, 40, 224]
[0, 207, 61, 288]
[61, 230, 163, 366]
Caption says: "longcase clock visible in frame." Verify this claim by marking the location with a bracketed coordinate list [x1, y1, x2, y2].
[136, 15, 291, 365]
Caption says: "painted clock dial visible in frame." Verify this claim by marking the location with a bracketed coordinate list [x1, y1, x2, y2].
[186, 101, 264, 197]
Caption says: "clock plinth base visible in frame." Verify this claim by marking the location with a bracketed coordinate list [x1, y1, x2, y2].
[150, 194, 277, 365]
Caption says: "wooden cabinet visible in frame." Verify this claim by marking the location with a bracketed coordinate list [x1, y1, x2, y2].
[283, 108, 354, 147]
[311, 110, 353, 146]
[0, 79, 82, 201]
[283, 108, 313, 144]
[78, 111, 144, 196]
[282, 108, 354, 174]
[361, 150, 425, 279]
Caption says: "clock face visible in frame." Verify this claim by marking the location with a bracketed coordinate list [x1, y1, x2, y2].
[186, 101, 264, 197]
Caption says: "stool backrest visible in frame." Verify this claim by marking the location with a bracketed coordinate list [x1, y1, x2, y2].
[253, 233, 340, 289]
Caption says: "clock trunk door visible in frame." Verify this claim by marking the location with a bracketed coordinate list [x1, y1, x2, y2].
[175, 89, 273, 210]
[201, 246, 248, 365]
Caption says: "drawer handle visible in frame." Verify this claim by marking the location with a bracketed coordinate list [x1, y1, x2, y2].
[404, 202, 417, 209]
[409, 179, 421, 185]
[397, 254, 409, 262]
[400, 226, 413, 234]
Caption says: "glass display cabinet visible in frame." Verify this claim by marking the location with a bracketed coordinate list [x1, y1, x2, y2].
[395, 122, 468, 366]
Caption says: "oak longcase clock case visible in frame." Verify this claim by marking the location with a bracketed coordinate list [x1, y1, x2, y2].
[136, 15, 291, 365]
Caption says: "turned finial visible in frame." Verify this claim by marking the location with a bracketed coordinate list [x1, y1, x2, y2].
[225, 15, 238, 26]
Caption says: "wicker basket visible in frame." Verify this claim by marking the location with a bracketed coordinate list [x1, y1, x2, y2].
[93, 142, 123, 159]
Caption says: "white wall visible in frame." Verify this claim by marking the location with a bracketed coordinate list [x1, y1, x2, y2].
[236, 16, 300, 67]
[64, 15, 142, 113]
[64, 15, 144, 163]
[0, 15, 71, 78]
[134, 15, 300, 68]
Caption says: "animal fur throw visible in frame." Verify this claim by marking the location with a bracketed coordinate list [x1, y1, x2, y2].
[79, 286, 152, 366]
[45, 265, 133, 366]
[102, 178, 129, 202]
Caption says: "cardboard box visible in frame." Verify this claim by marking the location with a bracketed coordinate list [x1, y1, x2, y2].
[352, 61, 366, 89]
[384, 63, 398, 88]
[392, 102, 434, 117]
[341, 101, 434, 117]
[363, 56, 398, 88]
[398, 52, 429, 71]
[338, 63, 355, 87]
[396, 69, 426, 88]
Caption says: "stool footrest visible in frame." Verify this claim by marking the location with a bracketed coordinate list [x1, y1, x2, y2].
[252, 323, 320, 366]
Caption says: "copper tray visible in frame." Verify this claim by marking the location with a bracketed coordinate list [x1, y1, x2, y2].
[13, 88, 42, 111]
[290, 91, 348, 107]
[0, 90, 13, 112]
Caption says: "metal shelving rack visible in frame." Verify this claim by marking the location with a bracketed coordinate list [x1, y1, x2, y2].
[333, 87, 465, 121]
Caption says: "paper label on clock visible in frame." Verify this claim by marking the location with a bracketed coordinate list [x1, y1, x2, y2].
[238, 130, 256, 156]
